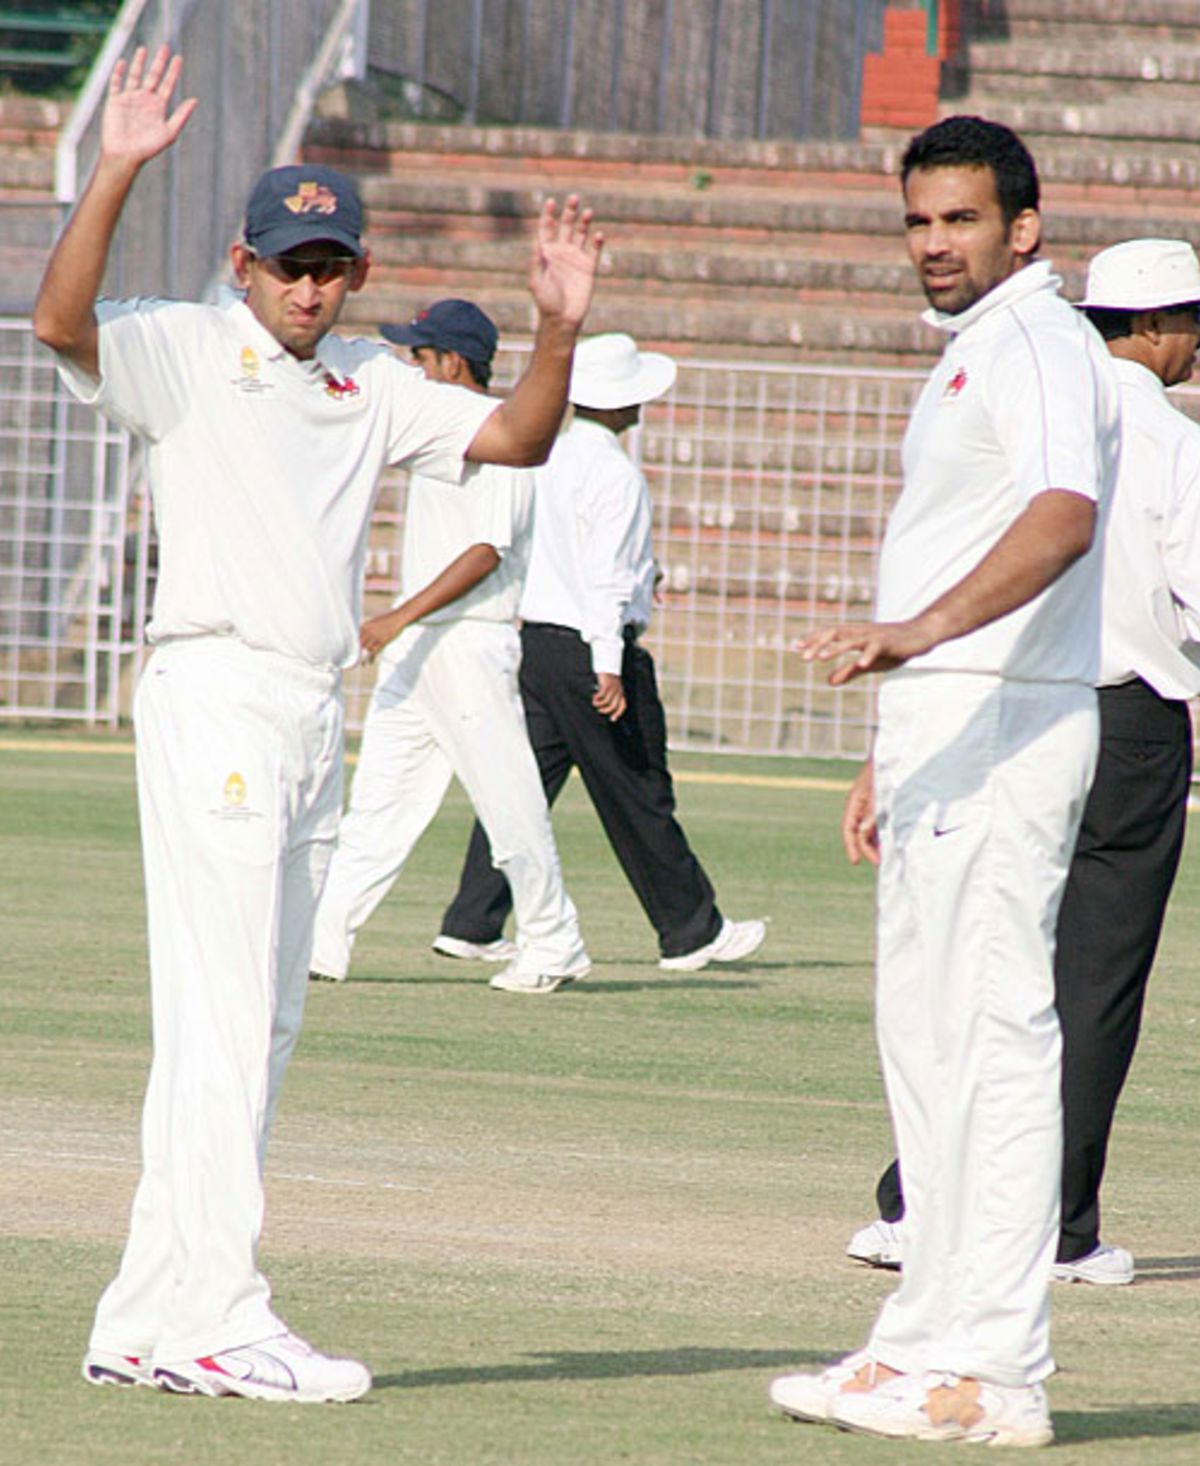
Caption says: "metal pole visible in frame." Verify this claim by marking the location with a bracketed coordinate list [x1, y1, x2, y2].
[415, 0, 429, 118]
[756, 0, 775, 139]
[466, 0, 484, 122]
[608, 0, 626, 131]
[655, 0, 674, 133]
[559, 0, 577, 129]
[705, 0, 725, 138]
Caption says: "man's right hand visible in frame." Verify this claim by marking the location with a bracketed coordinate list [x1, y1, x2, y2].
[592, 672, 626, 721]
[101, 45, 196, 169]
[842, 759, 880, 867]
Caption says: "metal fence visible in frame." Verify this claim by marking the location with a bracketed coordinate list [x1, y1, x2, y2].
[365, 0, 888, 141]
[2, 320, 920, 756]
[8, 323, 1198, 758]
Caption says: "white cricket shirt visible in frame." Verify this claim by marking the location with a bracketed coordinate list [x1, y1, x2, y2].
[56, 297, 498, 669]
[400, 461, 533, 625]
[876, 260, 1121, 683]
[1099, 358, 1200, 697]
[519, 415, 656, 676]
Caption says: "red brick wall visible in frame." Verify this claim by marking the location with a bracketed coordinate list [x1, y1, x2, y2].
[861, 2, 963, 131]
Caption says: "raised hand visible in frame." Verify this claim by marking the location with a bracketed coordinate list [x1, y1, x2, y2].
[529, 195, 603, 329]
[101, 45, 197, 169]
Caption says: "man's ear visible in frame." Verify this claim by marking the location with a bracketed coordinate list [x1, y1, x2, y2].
[348, 249, 371, 293]
[1009, 208, 1041, 260]
[230, 242, 253, 287]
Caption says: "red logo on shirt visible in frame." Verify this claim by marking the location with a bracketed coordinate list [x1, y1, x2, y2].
[943, 367, 968, 399]
[324, 372, 360, 400]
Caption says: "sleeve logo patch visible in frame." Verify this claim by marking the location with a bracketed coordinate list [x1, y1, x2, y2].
[942, 367, 969, 399]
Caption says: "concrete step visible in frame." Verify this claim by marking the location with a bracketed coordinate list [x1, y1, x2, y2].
[960, 38, 1200, 89]
[982, 0, 1200, 35]
[945, 95, 1200, 147]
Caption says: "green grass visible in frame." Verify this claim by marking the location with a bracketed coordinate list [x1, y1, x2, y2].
[1, 730, 1198, 1463]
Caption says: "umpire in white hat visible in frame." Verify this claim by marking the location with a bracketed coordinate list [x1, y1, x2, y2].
[435, 333, 766, 974]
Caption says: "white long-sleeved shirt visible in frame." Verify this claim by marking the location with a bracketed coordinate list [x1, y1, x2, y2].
[519, 415, 656, 676]
[1099, 357, 1200, 698]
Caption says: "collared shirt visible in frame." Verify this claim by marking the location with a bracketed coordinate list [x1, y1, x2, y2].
[55, 296, 498, 669]
[519, 415, 656, 676]
[1099, 357, 1200, 698]
[876, 260, 1121, 683]
[399, 461, 533, 625]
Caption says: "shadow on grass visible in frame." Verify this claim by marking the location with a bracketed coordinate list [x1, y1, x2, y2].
[337, 958, 863, 989]
[1055, 1403, 1200, 1444]
[375, 1344, 828, 1391]
[1132, 1255, 1200, 1282]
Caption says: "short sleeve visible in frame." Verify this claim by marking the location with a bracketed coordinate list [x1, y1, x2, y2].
[382, 359, 500, 484]
[55, 298, 192, 443]
[989, 315, 1104, 507]
[461, 464, 533, 557]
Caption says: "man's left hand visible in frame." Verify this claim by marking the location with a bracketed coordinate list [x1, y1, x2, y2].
[529, 195, 603, 328]
[795, 619, 935, 686]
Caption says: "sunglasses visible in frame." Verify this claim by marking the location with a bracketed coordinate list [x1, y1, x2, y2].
[253, 252, 358, 285]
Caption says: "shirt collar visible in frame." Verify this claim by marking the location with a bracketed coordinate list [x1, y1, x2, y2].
[1111, 355, 1168, 398]
[922, 259, 1060, 337]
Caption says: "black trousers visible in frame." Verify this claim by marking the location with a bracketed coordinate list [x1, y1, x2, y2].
[874, 679, 1192, 1262]
[439, 621, 723, 958]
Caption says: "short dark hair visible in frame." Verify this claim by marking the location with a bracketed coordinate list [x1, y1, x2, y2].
[431, 345, 492, 390]
[901, 115, 1039, 226]
[1083, 307, 1135, 341]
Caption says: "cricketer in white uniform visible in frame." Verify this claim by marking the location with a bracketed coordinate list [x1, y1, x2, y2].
[309, 300, 589, 991]
[32, 45, 600, 1405]
[771, 117, 1120, 1447]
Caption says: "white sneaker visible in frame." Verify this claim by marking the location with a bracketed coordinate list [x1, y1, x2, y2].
[432, 934, 519, 963]
[308, 968, 346, 983]
[830, 1371, 1053, 1447]
[489, 952, 591, 994]
[153, 1330, 371, 1403]
[769, 1350, 884, 1423]
[82, 1349, 159, 1389]
[658, 917, 767, 972]
[845, 1216, 904, 1269]
[1051, 1242, 1134, 1286]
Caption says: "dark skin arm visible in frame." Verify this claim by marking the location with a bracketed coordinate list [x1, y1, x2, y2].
[32, 46, 196, 374]
[465, 196, 603, 467]
[797, 489, 1096, 685]
[360, 542, 501, 661]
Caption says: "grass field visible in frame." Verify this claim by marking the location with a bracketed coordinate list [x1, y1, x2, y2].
[1, 728, 1198, 1464]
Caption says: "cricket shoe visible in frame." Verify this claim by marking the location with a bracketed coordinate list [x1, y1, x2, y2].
[308, 968, 346, 983]
[769, 1350, 890, 1423]
[82, 1349, 159, 1389]
[830, 1371, 1053, 1447]
[489, 951, 591, 994]
[432, 933, 519, 963]
[846, 1216, 904, 1269]
[1051, 1243, 1134, 1286]
[153, 1330, 371, 1403]
[658, 917, 767, 972]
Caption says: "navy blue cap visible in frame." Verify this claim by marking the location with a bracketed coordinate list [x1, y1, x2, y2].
[380, 299, 499, 364]
[243, 165, 364, 258]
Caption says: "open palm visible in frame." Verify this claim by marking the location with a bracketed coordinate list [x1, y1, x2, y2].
[529, 195, 603, 327]
[101, 45, 196, 166]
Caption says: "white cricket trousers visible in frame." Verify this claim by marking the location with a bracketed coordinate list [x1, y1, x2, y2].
[311, 618, 585, 979]
[90, 637, 343, 1363]
[867, 670, 1098, 1388]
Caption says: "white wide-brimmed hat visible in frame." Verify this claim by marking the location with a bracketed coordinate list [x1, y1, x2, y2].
[569, 332, 677, 409]
[1080, 238, 1200, 311]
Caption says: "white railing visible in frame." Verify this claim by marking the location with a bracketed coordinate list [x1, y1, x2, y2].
[8, 320, 1195, 757]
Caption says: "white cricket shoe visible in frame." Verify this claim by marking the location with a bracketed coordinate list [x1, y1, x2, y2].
[1051, 1242, 1134, 1286]
[830, 1371, 1053, 1447]
[769, 1350, 884, 1423]
[846, 1216, 904, 1269]
[658, 917, 767, 972]
[82, 1349, 159, 1389]
[308, 968, 346, 983]
[432, 934, 519, 962]
[489, 951, 591, 994]
[153, 1330, 371, 1403]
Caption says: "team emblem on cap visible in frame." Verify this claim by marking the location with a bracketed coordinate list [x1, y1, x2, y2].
[284, 181, 339, 217]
